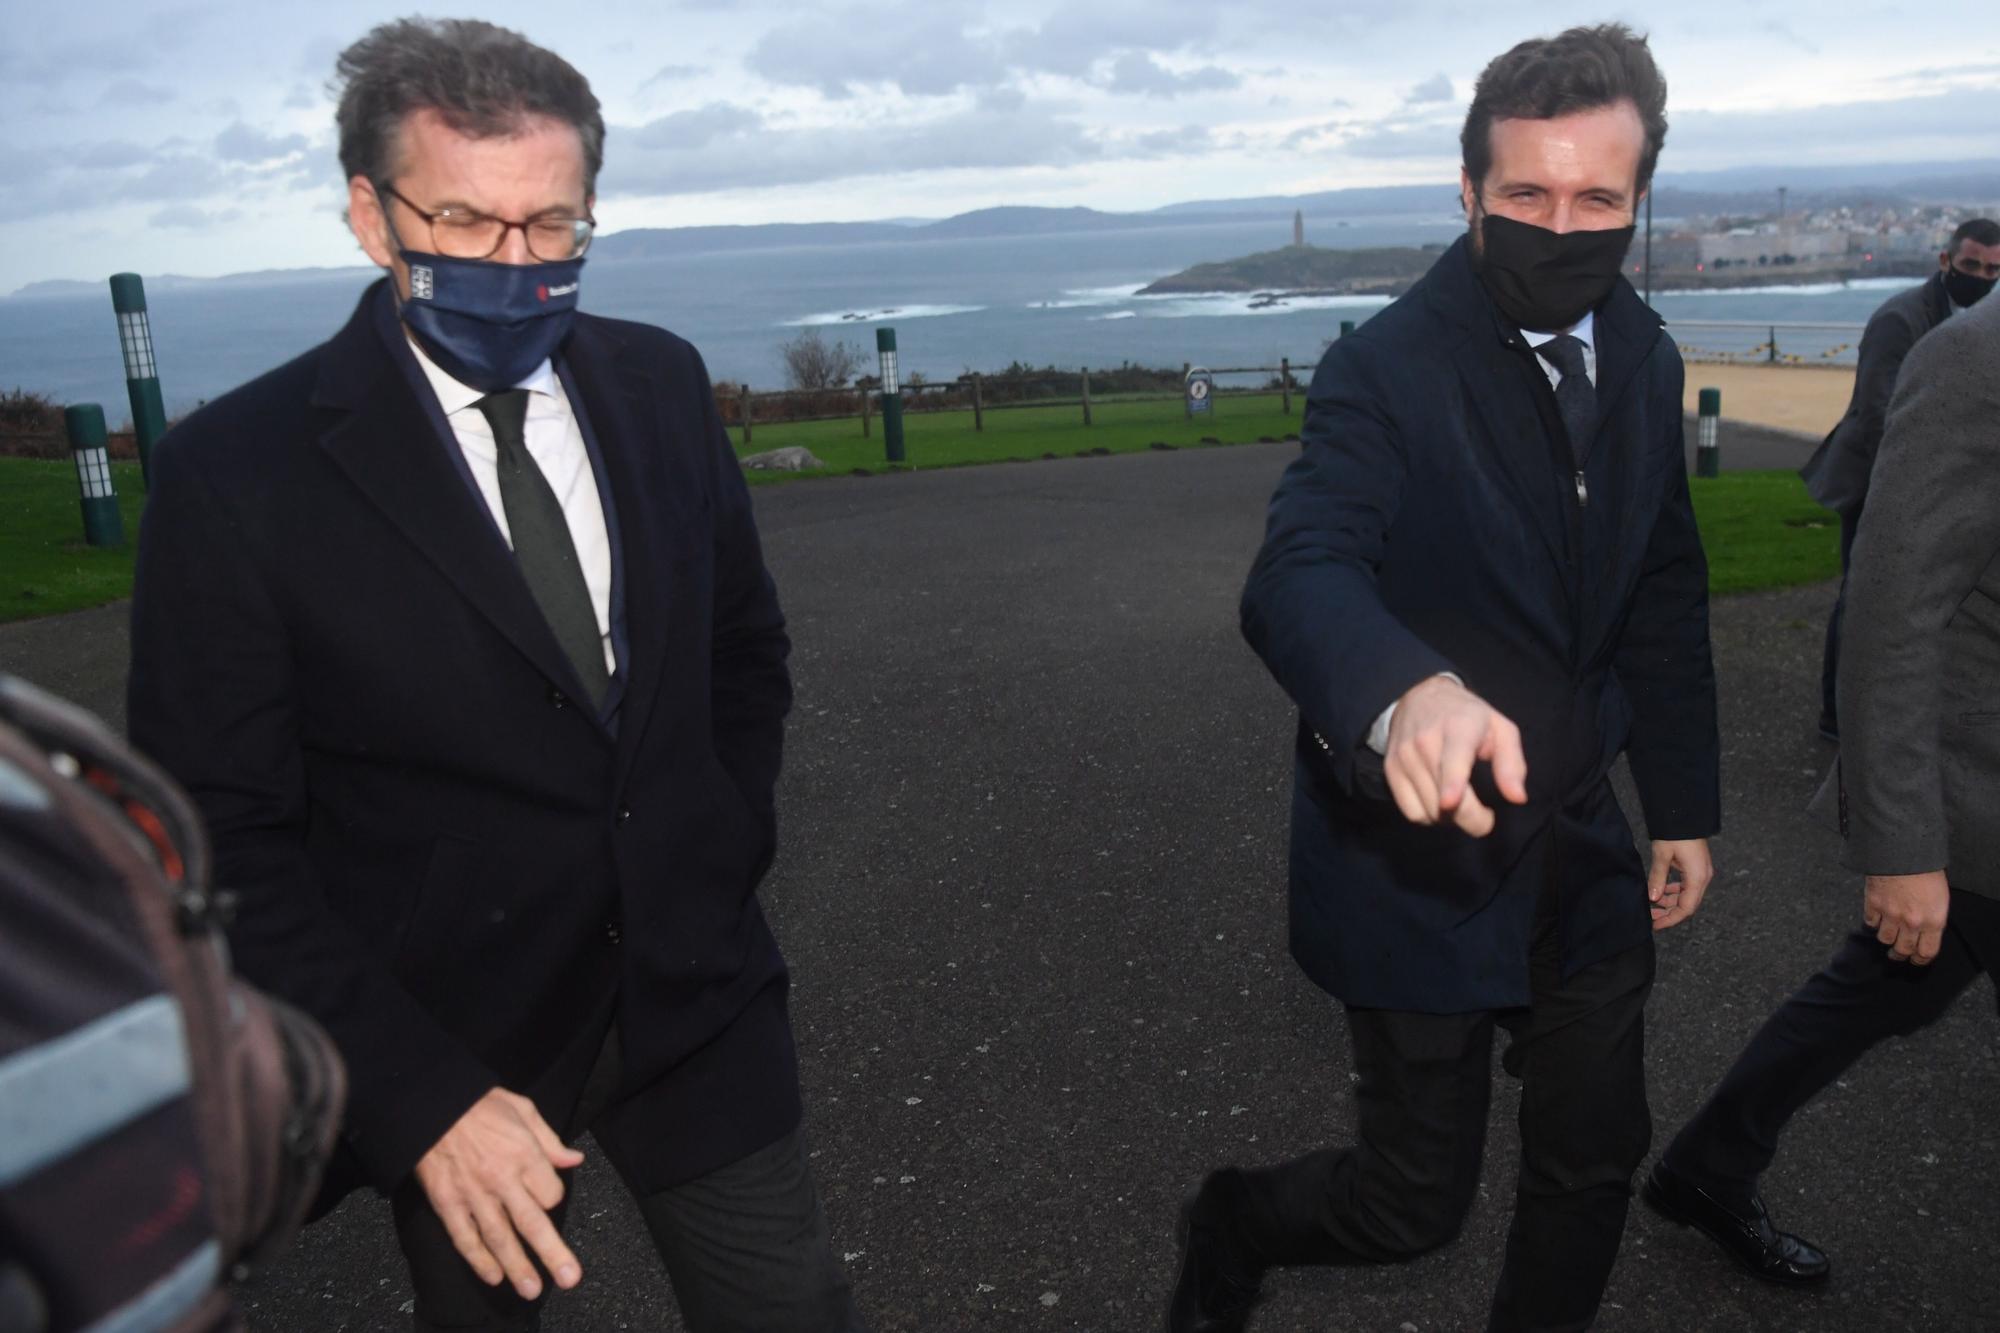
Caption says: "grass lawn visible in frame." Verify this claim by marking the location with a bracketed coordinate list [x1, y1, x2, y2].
[0, 444, 1839, 624]
[733, 391, 1300, 475]
[1690, 470, 1841, 596]
[1, 458, 146, 623]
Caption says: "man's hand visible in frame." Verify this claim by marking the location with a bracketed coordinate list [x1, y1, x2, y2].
[1648, 839, 1714, 931]
[1864, 870, 1950, 965]
[1383, 676, 1529, 837]
[413, 1088, 586, 1300]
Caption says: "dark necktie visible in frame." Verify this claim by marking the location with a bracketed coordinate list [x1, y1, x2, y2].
[474, 390, 610, 709]
[1535, 333, 1595, 469]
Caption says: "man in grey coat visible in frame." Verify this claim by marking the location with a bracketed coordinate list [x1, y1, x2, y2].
[1645, 279, 2000, 1284]
[1802, 217, 2000, 739]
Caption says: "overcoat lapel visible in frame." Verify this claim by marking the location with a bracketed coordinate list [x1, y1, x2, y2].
[560, 320, 699, 791]
[308, 289, 603, 716]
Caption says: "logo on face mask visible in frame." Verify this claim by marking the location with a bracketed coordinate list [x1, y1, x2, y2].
[395, 249, 585, 393]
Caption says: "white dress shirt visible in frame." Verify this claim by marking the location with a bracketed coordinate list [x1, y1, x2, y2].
[407, 337, 617, 675]
[1363, 312, 1599, 755]
[1521, 309, 1599, 390]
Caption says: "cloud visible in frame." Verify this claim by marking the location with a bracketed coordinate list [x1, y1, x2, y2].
[1130, 126, 1214, 156]
[605, 99, 1102, 195]
[1102, 54, 1240, 98]
[1000, 2, 1222, 80]
[1888, 62, 2000, 83]
[641, 64, 708, 90]
[150, 204, 244, 229]
[1669, 86, 2000, 165]
[99, 80, 175, 107]
[1404, 73, 1453, 105]
[1282, 116, 1362, 151]
[747, 1, 1232, 96]
[74, 140, 157, 170]
[215, 122, 309, 163]
[1340, 115, 1462, 160]
[1760, 20, 1819, 56]
[626, 102, 765, 151]
[749, 9, 1009, 97]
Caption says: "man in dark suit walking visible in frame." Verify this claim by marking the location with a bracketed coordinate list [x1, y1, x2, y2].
[126, 19, 863, 1331]
[1165, 25, 1719, 1333]
[1649, 260, 2000, 1287]
[1800, 217, 2000, 740]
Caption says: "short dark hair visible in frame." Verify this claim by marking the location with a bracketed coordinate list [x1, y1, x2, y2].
[1461, 24, 1668, 197]
[1950, 218, 2000, 253]
[334, 18, 605, 194]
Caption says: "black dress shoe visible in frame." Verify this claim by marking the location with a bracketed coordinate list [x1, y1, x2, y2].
[1165, 1170, 1266, 1333]
[1644, 1161, 1830, 1286]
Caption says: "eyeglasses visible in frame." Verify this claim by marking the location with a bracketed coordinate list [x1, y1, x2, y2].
[379, 182, 595, 262]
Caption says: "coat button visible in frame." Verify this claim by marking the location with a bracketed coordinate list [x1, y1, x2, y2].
[616, 806, 632, 823]
[548, 687, 567, 710]
[604, 920, 622, 945]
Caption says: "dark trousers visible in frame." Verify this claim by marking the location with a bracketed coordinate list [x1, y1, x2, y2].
[1819, 512, 1861, 733]
[1227, 902, 1656, 1333]
[391, 1030, 863, 1332]
[1664, 889, 2000, 1202]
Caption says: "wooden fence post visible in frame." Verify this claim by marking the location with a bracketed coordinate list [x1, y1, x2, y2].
[1281, 358, 1291, 416]
[860, 386, 871, 437]
[972, 373, 984, 432]
[1081, 367, 1092, 427]
[739, 386, 753, 448]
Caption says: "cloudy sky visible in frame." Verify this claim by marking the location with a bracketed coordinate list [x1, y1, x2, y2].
[7, 1, 1996, 293]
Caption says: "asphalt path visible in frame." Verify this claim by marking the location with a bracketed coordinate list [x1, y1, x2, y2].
[6, 432, 1994, 1333]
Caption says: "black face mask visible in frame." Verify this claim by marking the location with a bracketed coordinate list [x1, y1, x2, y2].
[1943, 264, 1997, 308]
[1474, 210, 1636, 332]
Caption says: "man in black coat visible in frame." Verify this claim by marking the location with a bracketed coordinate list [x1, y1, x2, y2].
[126, 19, 862, 1332]
[1166, 26, 1719, 1333]
[1800, 217, 2000, 739]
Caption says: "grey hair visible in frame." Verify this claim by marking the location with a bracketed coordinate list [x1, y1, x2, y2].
[334, 18, 605, 194]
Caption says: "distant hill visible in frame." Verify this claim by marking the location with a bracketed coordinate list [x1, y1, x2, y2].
[594, 203, 1243, 261]
[591, 220, 913, 259]
[11, 158, 1997, 297]
[1157, 160, 2000, 223]
[10, 265, 374, 301]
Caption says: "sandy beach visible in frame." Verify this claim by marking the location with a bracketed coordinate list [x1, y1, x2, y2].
[1681, 362, 1854, 440]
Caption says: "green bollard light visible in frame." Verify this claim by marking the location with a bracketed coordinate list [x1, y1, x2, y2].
[109, 273, 169, 488]
[65, 404, 125, 548]
[1696, 387, 1721, 479]
[876, 327, 905, 465]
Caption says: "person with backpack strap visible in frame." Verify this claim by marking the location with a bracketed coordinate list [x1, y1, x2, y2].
[0, 674, 345, 1333]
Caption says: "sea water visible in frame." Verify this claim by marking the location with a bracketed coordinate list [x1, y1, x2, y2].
[0, 215, 1902, 422]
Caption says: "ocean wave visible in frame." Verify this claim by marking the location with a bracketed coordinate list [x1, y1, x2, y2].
[1656, 277, 1916, 298]
[1090, 310, 1139, 320]
[1030, 284, 1151, 309]
[1148, 292, 1399, 319]
[781, 303, 984, 327]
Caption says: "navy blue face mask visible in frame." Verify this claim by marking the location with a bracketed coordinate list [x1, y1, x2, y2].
[397, 249, 584, 392]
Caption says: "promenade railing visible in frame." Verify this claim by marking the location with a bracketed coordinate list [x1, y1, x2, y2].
[1665, 319, 1867, 366]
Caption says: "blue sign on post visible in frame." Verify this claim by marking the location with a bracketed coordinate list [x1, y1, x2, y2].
[1185, 366, 1214, 416]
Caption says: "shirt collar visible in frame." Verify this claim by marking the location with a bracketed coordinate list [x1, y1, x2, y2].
[404, 332, 558, 416]
[1519, 309, 1596, 350]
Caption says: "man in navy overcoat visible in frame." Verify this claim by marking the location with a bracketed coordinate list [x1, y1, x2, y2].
[1168, 25, 1719, 1333]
